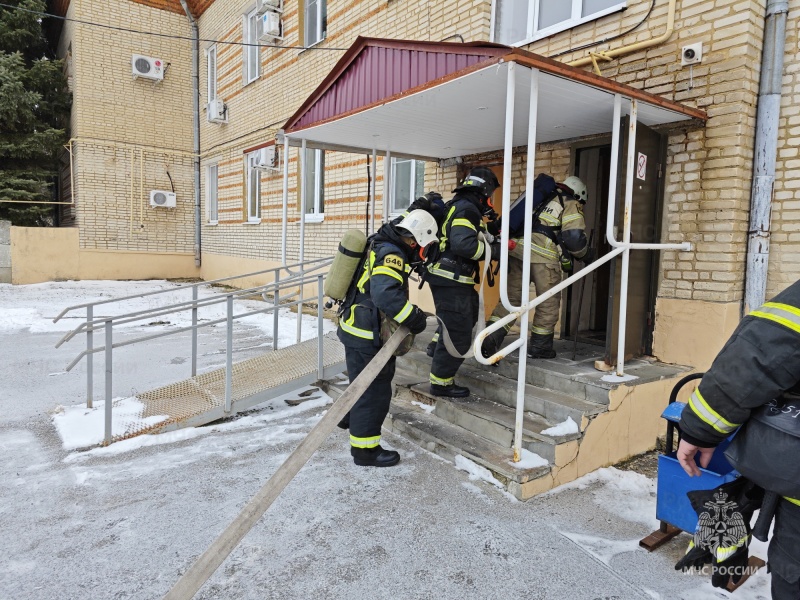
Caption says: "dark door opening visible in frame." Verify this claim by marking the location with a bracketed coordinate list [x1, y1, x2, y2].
[564, 122, 665, 360]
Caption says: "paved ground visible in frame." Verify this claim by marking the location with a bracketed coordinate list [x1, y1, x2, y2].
[0, 282, 772, 600]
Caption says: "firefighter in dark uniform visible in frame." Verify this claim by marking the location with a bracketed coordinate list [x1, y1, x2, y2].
[677, 280, 800, 598]
[337, 210, 435, 467]
[427, 167, 500, 398]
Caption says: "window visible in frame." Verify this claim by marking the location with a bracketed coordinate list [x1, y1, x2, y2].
[304, 0, 327, 47]
[207, 45, 217, 103]
[390, 159, 425, 216]
[303, 148, 324, 221]
[207, 163, 219, 224]
[493, 0, 626, 45]
[243, 7, 261, 84]
[246, 152, 261, 222]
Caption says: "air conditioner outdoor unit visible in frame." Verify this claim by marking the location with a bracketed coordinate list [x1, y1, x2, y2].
[254, 147, 277, 170]
[259, 11, 282, 39]
[207, 99, 227, 124]
[132, 55, 164, 81]
[256, 0, 282, 14]
[150, 190, 176, 208]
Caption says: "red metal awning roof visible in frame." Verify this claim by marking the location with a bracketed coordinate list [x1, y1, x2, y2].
[281, 37, 706, 161]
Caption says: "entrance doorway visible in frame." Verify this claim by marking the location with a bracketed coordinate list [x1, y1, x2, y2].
[564, 122, 666, 361]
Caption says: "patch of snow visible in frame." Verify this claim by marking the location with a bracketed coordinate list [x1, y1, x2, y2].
[560, 531, 642, 565]
[541, 416, 579, 437]
[454, 455, 503, 489]
[53, 397, 167, 451]
[545, 467, 659, 529]
[508, 448, 548, 469]
[601, 373, 638, 383]
[461, 482, 488, 499]
[411, 401, 435, 414]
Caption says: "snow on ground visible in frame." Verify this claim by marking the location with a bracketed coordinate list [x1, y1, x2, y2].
[507, 448, 548, 469]
[0, 280, 779, 599]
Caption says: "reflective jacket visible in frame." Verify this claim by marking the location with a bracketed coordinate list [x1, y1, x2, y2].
[337, 224, 416, 350]
[428, 190, 487, 287]
[510, 198, 589, 265]
[679, 280, 800, 505]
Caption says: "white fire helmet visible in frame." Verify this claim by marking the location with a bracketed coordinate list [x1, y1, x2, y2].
[396, 209, 439, 249]
[562, 176, 588, 203]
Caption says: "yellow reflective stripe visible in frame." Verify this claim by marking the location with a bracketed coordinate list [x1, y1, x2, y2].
[439, 206, 456, 252]
[714, 536, 749, 562]
[531, 325, 554, 335]
[470, 240, 485, 261]
[786, 497, 800, 506]
[688, 389, 740, 435]
[751, 302, 800, 335]
[540, 212, 560, 225]
[452, 218, 477, 231]
[428, 264, 475, 284]
[394, 301, 413, 323]
[372, 266, 404, 283]
[430, 373, 454, 386]
[531, 244, 559, 259]
[431, 332, 439, 342]
[350, 434, 380, 448]
[340, 305, 373, 340]
[561, 213, 582, 225]
[357, 251, 376, 293]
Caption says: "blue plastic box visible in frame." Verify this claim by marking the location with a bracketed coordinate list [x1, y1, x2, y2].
[656, 402, 738, 533]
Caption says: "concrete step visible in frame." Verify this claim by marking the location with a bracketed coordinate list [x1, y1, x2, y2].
[398, 350, 606, 425]
[397, 384, 579, 463]
[384, 396, 552, 496]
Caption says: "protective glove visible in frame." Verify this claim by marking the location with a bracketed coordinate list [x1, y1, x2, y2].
[405, 307, 428, 335]
[559, 254, 573, 273]
[490, 241, 501, 262]
[712, 546, 750, 589]
[580, 247, 596, 265]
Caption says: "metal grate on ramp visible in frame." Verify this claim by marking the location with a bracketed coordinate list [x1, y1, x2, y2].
[110, 334, 346, 443]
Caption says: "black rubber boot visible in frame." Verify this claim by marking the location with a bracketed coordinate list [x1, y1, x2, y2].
[430, 383, 470, 398]
[351, 445, 400, 467]
[527, 333, 556, 359]
[481, 328, 508, 360]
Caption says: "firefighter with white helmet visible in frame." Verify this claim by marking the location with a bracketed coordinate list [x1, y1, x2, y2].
[483, 175, 594, 360]
[335, 210, 435, 467]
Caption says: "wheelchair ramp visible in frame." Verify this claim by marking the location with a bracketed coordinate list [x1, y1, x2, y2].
[109, 334, 346, 444]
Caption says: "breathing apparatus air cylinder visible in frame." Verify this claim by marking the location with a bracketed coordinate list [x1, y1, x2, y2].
[324, 229, 368, 303]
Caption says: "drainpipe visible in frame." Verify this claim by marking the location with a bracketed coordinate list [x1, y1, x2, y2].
[180, 0, 202, 268]
[744, 0, 788, 314]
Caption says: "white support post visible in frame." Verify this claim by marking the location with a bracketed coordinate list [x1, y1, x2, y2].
[383, 150, 391, 223]
[616, 99, 638, 377]
[512, 68, 539, 463]
[225, 295, 233, 412]
[272, 271, 281, 352]
[104, 320, 113, 445]
[86, 305, 93, 408]
[317, 275, 324, 380]
[371, 148, 377, 233]
[606, 95, 623, 247]
[281, 136, 290, 265]
[499, 61, 518, 313]
[297, 139, 307, 345]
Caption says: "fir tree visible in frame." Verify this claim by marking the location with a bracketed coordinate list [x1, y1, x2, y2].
[0, 0, 71, 226]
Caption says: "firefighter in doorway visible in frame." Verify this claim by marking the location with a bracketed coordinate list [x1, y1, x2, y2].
[482, 176, 594, 360]
[676, 280, 800, 598]
[427, 167, 501, 398]
[336, 210, 436, 467]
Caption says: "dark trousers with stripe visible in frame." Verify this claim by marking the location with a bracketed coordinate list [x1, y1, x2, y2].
[345, 346, 396, 447]
[770, 499, 800, 600]
[429, 282, 479, 386]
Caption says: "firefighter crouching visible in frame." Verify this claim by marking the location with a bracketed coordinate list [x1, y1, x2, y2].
[427, 167, 501, 398]
[483, 176, 594, 360]
[336, 210, 435, 467]
[676, 280, 800, 598]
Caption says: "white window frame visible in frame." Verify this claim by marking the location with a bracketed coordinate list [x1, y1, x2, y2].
[389, 158, 425, 217]
[303, 148, 325, 223]
[491, 0, 627, 47]
[243, 7, 261, 85]
[245, 152, 261, 223]
[206, 162, 219, 225]
[304, 0, 327, 47]
[207, 45, 217, 103]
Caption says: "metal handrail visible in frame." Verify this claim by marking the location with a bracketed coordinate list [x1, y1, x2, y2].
[52, 256, 332, 323]
[55, 260, 332, 348]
